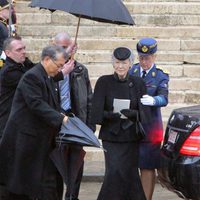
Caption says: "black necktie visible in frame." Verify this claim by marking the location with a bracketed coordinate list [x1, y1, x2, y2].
[142, 70, 146, 78]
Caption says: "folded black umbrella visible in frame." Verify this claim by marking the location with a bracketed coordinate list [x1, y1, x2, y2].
[50, 116, 101, 199]
[50, 145, 86, 198]
[56, 116, 101, 148]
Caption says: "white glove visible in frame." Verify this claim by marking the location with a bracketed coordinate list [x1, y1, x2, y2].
[11, 24, 16, 33]
[140, 95, 155, 106]
[0, 51, 6, 60]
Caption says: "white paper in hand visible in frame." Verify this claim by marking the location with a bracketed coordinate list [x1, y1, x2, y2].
[113, 98, 130, 119]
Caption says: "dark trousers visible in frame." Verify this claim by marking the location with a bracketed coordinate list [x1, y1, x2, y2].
[0, 186, 32, 200]
[40, 157, 63, 200]
[0, 158, 63, 200]
[64, 145, 85, 200]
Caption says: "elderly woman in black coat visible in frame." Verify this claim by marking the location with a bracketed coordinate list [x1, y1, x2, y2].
[91, 47, 150, 200]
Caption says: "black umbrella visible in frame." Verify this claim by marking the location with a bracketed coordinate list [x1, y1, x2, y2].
[50, 145, 86, 199]
[29, 0, 134, 43]
[50, 116, 101, 199]
[56, 116, 101, 148]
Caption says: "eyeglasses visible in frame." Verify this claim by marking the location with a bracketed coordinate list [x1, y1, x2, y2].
[51, 59, 63, 68]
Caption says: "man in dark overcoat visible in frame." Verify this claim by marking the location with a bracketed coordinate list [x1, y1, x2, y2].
[0, 36, 74, 141]
[0, 45, 69, 200]
[0, 36, 35, 140]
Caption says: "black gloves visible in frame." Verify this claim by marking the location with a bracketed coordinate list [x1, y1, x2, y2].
[103, 111, 121, 120]
[120, 109, 138, 121]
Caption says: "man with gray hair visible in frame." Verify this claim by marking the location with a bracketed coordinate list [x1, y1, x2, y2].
[0, 45, 69, 200]
[53, 32, 94, 200]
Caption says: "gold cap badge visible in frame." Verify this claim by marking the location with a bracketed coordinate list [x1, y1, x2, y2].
[141, 46, 148, 53]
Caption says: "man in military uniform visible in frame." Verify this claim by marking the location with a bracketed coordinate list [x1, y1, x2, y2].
[0, 0, 9, 68]
[129, 37, 169, 200]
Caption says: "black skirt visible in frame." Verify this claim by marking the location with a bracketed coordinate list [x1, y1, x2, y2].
[97, 141, 146, 200]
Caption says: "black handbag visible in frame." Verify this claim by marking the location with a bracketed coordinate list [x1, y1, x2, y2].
[135, 112, 146, 141]
[120, 110, 146, 141]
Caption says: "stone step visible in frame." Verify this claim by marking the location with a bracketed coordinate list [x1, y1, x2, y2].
[16, 1, 200, 15]
[21, 0, 200, 2]
[21, 37, 200, 52]
[169, 91, 200, 104]
[26, 50, 200, 64]
[16, 12, 200, 26]
[89, 76, 200, 91]
[86, 64, 200, 78]
[16, 25, 200, 39]
[126, 0, 200, 2]
[161, 103, 198, 117]
[127, 2, 200, 15]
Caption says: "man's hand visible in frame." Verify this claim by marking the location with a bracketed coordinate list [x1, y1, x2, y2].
[61, 59, 75, 76]
[140, 94, 155, 106]
[62, 116, 68, 124]
[66, 41, 77, 56]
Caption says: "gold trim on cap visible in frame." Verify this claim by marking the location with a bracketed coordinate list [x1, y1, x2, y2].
[0, 4, 9, 11]
[149, 43, 157, 49]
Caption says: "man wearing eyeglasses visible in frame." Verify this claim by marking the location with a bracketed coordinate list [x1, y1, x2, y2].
[0, 45, 69, 200]
[53, 32, 94, 200]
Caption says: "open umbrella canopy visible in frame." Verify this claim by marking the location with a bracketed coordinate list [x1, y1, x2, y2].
[29, 0, 134, 25]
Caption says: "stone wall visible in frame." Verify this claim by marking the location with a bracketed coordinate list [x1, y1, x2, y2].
[16, 0, 200, 122]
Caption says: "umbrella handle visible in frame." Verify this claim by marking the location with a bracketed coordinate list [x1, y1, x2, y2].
[74, 16, 81, 44]
[8, 0, 12, 37]
[71, 16, 80, 60]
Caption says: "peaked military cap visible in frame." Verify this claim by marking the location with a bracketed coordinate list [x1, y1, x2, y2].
[137, 38, 157, 55]
[113, 47, 131, 60]
[0, 0, 9, 10]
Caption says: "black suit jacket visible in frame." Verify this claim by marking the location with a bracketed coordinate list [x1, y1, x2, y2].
[0, 63, 64, 198]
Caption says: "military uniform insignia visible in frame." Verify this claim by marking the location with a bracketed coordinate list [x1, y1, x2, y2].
[0, 60, 3, 68]
[152, 72, 156, 77]
[141, 45, 148, 53]
[0, 19, 7, 26]
[164, 83, 168, 88]
[156, 66, 169, 75]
